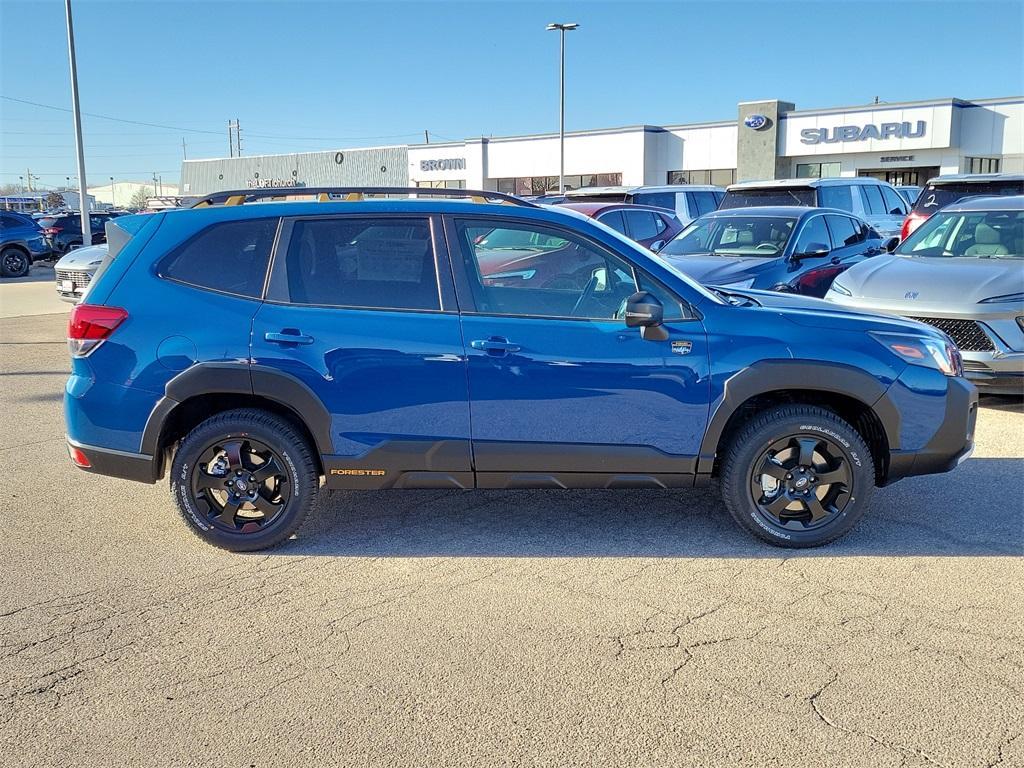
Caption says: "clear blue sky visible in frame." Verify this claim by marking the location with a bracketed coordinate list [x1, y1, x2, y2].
[1, 0, 1021, 188]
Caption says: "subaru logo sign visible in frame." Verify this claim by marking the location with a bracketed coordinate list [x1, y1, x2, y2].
[744, 114, 769, 130]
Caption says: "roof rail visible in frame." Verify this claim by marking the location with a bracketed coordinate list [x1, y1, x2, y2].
[190, 186, 538, 209]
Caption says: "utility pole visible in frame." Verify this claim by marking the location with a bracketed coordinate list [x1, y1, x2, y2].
[235, 117, 242, 156]
[228, 120, 234, 157]
[424, 129, 430, 144]
[181, 137, 187, 160]
[65, 0, 92, 238]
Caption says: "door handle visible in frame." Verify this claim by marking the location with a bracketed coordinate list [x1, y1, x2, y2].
[470, 337, 521, 355]
[265, 330, 314, 345]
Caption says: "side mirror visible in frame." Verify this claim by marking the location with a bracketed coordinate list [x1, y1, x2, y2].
[650, 239, 666, 253]
[625, 291, 669, 341]
[794, 242, 830, 260]
[884, 236, 899, 253]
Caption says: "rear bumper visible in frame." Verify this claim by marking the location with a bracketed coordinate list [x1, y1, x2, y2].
[886, 377, 978, 483]
[66, 437, 159, 484]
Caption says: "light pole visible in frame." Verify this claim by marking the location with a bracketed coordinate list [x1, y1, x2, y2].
[64, 0, 92, 240]
[546, 22, 578, 194]
[110, 176, 114, 207]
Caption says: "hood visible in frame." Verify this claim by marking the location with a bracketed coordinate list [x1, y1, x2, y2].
[834, 254, 1024, 306]
[729, 287, 947, 336]
[54, 243, 108, 270]
[663, 253, 780, 286]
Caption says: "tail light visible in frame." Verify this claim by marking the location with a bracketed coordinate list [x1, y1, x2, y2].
[67, 304, 128, 357]
[68, 444, 91, 468]
[900, 212, 927, 241]
[43, 226, 63, 236]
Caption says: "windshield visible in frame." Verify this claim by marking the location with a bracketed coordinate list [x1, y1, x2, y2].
[912, 181, 1024, 215]
[719, 188, 815, 209]
[660, 215, 796, 257]
[896, 209, 1023, 258]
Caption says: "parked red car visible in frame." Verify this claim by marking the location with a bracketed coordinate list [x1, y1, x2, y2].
[556, 202, 682, 250]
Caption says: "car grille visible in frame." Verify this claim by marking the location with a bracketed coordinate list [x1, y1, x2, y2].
[56, 269, 92, 290]
[909, 317, 995, 351]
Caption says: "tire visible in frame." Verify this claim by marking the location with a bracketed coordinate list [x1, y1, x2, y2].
[170, 408, 319, 551]
[720, 405, 875, 548]
[0, 247, 30, 278]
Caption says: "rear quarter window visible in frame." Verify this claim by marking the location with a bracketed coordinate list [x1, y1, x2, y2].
[818, 185, 854, 212]
[159, 218, 278, 299]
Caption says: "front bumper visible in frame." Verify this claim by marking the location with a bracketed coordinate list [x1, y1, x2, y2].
[887, 376, 978, 483]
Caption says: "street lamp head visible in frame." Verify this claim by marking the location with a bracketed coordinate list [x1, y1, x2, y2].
[546, 22, 579, 31]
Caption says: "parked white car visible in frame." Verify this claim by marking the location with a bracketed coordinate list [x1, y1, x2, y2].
[54, 243, 107, 303]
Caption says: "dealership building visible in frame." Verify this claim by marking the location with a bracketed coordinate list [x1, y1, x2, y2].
[180, 96, 1022, 196]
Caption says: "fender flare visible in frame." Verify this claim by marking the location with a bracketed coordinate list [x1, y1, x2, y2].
[140, 362, 333, 457]
[696, 360, 901, 474]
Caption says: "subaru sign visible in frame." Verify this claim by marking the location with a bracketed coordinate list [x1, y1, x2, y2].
[744, 114, 769, 130]
[801, 120, 927, 145]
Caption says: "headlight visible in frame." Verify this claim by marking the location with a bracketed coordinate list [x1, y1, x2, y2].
[979, 292, 1024, 304]
[716, 278, 756, 290]
[869, 332, 963, 377]
[829, 281, 852, 297]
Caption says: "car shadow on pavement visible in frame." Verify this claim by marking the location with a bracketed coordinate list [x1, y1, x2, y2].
[979, 394, 1024, 414]
[279, 457, 1023, 559]
[3, 263, 56, 284]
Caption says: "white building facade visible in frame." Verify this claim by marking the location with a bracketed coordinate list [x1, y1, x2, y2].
[180, 96, 1023, 196]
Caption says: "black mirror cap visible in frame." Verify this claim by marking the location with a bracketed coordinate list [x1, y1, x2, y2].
[884, 236, 900, 253]
[794, 243, 830, 260]
[624, 290, 664, 329]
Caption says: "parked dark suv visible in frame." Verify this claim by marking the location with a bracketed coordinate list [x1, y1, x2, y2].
[901, 173, 1024, 239]
[0, 210, 52, 277]
[39, 212, 118, 255]
[65, 187, 976, 552]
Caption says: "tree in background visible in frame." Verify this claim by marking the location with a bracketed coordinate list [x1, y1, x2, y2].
[45, 191, 64, 209]
[128, 186, 151, 210]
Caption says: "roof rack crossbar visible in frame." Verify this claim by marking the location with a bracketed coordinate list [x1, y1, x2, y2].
[189, 186, 538, 209]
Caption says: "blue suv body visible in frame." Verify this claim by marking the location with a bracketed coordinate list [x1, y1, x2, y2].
[1, 210, 52, 277]
[64, 188, 977, 550]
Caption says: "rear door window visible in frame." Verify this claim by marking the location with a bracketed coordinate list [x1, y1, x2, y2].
[881, 186, 907, 215]
[160, 218, 278, 299]
[271, 217, 439, 310]
[622, 210, 665, 240]
[825, 214, 861, 248]
[817, 185, 854, 212]
[860, 185, 887, 215]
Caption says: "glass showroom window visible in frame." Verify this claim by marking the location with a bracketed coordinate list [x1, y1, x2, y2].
[795, 162, 841, 179]
[966, 157, 1001, 174]
[416, 180, 466, 189]
[666, 169, 736, 185]
[495, 173, 622, 195]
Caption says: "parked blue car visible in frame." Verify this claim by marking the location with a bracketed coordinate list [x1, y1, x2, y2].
[657, 206, 893, 297]
[64, 188, 976, 551]
[1, 210, 53, 277]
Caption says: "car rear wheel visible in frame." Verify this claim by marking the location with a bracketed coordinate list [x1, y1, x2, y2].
[720, 405, 875, 547]
[170, 408, 319, 551]
[1, 247, 30, 278]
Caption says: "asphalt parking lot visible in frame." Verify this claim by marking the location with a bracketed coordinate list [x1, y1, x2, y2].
[1, 296, 1022, 767]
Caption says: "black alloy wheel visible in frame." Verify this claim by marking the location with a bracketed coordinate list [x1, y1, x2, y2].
[191, 437, 290, 534]
[170, 409, 319, 551]
[720, 404, 875, 548]
[749, 434, 852, 531]
[1, 247, 30, 278]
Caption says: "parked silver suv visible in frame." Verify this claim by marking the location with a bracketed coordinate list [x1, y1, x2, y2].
[825, 196, 1023, 394]
[565, 184, 724, 226]
[721, 177, 909, 239]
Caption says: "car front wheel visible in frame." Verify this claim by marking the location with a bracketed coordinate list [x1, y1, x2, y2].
[170, 408, 319, 551]
[0, 247, 30, 278]
[720, 405, 875, 547]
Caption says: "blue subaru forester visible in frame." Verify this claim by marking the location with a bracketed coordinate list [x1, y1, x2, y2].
[64, 187, 977, 551]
